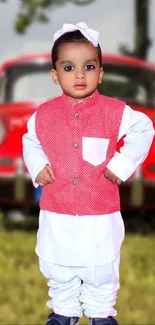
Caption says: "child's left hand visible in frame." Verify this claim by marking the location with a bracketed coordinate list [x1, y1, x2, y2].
[104, 168, 122, 185]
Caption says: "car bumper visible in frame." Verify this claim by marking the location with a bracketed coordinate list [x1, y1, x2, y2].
[120, 179, 155, 209]
[0, 175, 37, 206]
[0, 174, 155, 210]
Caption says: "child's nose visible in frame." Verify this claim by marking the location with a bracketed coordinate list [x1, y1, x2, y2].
[75, 69, 85, 79]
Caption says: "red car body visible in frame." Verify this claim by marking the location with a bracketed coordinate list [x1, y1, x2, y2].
[0, 52, 155, 215]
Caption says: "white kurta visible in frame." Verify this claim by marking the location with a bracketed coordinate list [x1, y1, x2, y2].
[23, 105, 154, 266]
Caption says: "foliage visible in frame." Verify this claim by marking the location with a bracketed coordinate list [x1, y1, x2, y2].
[0, 0, 95, 34]
[119, 0, 151, 60]
[0, 0, 151, 60]
[0, 230, 155, 324]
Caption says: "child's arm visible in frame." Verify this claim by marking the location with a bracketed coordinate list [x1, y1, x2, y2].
[105, 105, 155, 183]
[104, 168, 122, 185]
[22, 112, 55, 187]
[35, 164, 55, 186]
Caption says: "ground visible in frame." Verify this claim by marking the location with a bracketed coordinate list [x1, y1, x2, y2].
[0, 230, 155, 324]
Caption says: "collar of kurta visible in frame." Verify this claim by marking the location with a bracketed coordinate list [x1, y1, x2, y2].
[62, 89, 99, 110]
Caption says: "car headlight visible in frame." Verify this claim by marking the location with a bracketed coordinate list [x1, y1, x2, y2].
[0, 119, 6, 144]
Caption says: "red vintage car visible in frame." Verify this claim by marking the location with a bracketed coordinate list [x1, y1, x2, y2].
[0, 52, 155, 221]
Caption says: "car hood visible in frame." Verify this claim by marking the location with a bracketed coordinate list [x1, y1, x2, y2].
[0, 101, 39, 117]
[0, 101, 41, 158]
[128, 103, 155, 127]
[1, 100, 155, 120]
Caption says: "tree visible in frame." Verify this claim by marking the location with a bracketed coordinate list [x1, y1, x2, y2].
[0, 0, 95, 34]
[120, 0, 151, 60]
[0, 0, 151, 59]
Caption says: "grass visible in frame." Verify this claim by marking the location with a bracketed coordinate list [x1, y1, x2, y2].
[0, 230, 155, 324]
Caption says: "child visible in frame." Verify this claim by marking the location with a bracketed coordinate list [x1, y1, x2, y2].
[23, 22, 154, 325]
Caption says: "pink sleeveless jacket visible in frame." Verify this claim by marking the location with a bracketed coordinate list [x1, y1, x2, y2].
[36, 90, 125, 215]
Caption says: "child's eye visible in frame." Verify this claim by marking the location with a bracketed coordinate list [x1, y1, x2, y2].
[64, 65, 74, 71]
[85, 64, 95, 71]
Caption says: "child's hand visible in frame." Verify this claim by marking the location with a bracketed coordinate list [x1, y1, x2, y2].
[35, 164, 55, 186]
[104, 168, 122, 185]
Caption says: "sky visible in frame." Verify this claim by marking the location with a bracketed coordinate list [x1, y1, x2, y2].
[0, 0, 155, 64]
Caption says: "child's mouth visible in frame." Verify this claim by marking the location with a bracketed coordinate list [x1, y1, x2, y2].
[74, 84, 87, 90]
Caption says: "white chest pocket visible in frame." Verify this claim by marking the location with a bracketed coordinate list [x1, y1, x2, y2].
[82, 137, 110, 166]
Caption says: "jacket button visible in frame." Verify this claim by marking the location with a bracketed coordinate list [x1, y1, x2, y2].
[74, 113, 80, 119]
[73, 178, 78, 184]
[73, 142, 79, 148]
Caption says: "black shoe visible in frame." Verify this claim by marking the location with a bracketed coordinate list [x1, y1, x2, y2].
[45, 312, 79, 325]
[89, 316, 119, 325]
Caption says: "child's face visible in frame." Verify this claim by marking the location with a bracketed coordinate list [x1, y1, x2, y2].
[51, 42, 103, 101]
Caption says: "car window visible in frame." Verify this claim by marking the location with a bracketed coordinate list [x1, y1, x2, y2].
[13, 71, 62, 102]
[5, 63, 62, 103]
[98, 64, 151, 106]
[151, 75, 155, 106]
[4, 61, 154, 107]
[0, 74, 6, 103]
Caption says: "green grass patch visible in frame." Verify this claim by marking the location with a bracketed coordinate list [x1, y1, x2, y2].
[0, 230, 155, 324]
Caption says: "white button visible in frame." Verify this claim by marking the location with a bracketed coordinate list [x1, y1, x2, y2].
[74, 113, 80, 119]
[73, 142, 79, 148]
[73, 178, 78, 184]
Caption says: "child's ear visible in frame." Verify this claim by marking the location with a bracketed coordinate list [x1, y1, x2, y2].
[98, 67, 104, 84]
[50, 69, 59, 85]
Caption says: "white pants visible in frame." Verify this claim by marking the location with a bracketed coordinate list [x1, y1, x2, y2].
[39, 254, 120, 319]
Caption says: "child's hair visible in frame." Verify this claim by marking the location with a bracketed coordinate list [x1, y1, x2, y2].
[51, 30, 102, 70]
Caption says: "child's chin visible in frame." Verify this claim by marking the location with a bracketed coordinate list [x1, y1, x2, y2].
[72, 90, 93, 100]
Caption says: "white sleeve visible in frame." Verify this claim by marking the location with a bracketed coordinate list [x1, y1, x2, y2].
[22, 112, 50, 187]
[107, 105, 155, 181]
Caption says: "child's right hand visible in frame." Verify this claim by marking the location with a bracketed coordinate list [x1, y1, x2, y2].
[35, 164, 55, 186]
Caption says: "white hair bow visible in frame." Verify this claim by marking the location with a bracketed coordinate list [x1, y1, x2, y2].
[53, 22, 99, 47]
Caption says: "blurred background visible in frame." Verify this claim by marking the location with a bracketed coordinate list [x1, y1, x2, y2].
[0, 0, 155, 324]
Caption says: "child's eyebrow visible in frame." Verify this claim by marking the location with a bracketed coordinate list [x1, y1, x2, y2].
[60, 59, 98, 65]
[60, 60, 73, 65]
[85, 59, 97, 63]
